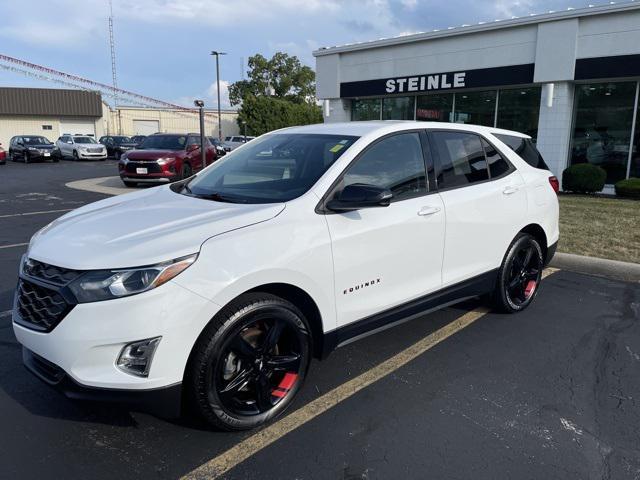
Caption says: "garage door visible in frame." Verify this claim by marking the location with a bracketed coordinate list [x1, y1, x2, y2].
[133, 120, 160, 136]
[59, 120, 96, 137]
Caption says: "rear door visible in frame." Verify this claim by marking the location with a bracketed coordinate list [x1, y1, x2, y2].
[323, 131, 446, 330]
[429, 130, 526, 286]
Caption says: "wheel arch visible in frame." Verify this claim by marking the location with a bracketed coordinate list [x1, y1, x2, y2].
[519, 223, 548, 261]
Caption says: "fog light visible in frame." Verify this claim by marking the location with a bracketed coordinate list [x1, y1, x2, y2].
[116, 337, 161, 377]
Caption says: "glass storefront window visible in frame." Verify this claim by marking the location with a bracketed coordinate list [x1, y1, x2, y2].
[453, 90, 496, 126]
[416, 93, 454, 122]
[496, 87, 542, 140]
[352, 99, 381, 121]
[570, 82, 637, 184]
[382, 96, 415, 120]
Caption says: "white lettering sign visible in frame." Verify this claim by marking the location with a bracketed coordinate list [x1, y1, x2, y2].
[382, 71, 467, 94]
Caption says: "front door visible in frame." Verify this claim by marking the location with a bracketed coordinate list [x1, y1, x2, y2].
[323, 131, 446, 330]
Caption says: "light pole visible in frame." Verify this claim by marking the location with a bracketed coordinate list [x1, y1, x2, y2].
[194, 99, 206, 170]
[210, 50, 227, 141]
[241, 120, 247, 142]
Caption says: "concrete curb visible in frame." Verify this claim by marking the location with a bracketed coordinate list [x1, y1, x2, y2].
[550, 252, 640, 283]
[65, 176, 132, 196]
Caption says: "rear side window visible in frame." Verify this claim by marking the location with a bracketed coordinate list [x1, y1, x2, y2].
[431, 131, 488, 189]
[494, 134, 549, 170]
[342, 132, 427, 202]
[481, 139, 512, 178]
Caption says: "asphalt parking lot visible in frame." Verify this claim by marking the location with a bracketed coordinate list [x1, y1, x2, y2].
[1, 160, 639, 479]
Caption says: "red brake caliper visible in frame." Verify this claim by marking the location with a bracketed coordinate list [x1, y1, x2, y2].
[271, 372, 298, 399]
[524, 280, 537, 299]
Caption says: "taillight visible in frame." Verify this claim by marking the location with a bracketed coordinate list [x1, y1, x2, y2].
[548, 176, 559, 194]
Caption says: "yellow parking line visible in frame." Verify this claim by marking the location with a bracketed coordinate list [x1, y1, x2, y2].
[182, 268, 559, 479]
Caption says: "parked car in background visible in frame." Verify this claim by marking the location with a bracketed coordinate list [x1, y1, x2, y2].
[130, 135, 147, 147]
[118, 133, 217, 187]
[0, 144, 6, 165]
[56, 135, 107, 161]
[222, 135, 255, 152]
[9, 136, 60, 163]
[99, 135, 137, 160]
[207, 136, 227, 157]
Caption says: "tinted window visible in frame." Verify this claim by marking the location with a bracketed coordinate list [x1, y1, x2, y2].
[187, 134, 358, 203]
[482, 139, 512, 178]
[113, 136, 131, 144]
[73, 136, 97, 144]
[23, 136, 51, 145]
[495, 134, 549, 170]
[432, 131, 488, 188]
[341, 133, 427, 202]
[139, 135, 187, 150]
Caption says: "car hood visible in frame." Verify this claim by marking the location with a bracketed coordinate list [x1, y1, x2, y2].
[28, 186, 285, 270]
[125, 149, 181, 160]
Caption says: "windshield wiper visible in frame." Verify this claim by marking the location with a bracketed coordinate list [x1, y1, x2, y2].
[195, 192, 247, 203]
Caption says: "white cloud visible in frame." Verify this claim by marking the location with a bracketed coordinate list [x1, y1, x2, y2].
[173, 79, 232, 110]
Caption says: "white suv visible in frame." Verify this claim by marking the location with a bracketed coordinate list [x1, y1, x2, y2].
[13, 122, 559, 430]
[56, 135, 107, 160]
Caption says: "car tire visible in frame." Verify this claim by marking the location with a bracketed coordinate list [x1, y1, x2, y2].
[73, 150, 79, 161]
[115, 151, 121, 161]
[491, 233, 544, 314]
[24, 152, 30, 164]
[123, 181, 137, 188]
[53, 157, 59, 163]
[185, 292, 312, 431]
[181, 162, 192, 180]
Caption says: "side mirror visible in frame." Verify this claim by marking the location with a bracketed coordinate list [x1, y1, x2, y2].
[326, 184, 392, 212]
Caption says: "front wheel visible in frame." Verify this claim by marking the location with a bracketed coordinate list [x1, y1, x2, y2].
[72, 150, 79, 161]
[491, 233, 543, 313]
[181, 162, 192, 180]
[186, 293, 312, 431]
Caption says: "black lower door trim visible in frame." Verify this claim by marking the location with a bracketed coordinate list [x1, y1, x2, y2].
[322, 269, 498, 357]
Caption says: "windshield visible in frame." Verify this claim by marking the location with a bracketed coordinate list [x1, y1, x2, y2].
[74, 137, 97, 144]
[23, 136, 51, 145]
[138, 135, 186, 150]
[185, 133, 359, 203]
[113, 136, 132, 144]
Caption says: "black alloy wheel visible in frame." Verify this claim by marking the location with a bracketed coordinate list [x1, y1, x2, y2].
[187, 293, 311, 431]
[492, 233, 543, 313]
[181, 162, 192, 180]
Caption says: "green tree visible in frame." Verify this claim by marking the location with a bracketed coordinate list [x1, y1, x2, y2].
[229, 52, 317, 106]
[237, 96, 322, 136]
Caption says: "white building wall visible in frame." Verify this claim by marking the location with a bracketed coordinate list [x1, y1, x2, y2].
[535, 82, 574, 182]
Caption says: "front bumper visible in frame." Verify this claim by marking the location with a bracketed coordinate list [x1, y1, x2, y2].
[77, 150, 107, 160]
[23, 347, 183, 418]
[13, 280, 221, 392]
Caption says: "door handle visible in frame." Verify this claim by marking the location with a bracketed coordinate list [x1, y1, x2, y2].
[502, 185, 520, 195]
[417, 206, 441, 216]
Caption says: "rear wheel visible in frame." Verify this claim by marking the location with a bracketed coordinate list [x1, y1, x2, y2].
[186, 293, 311, 431]
[492, 233, 543, 313]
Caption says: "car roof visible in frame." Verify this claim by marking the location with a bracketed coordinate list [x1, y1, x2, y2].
[274, 121, 530, 139]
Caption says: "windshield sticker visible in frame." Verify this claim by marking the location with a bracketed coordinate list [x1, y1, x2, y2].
[329, 144, 345, 153]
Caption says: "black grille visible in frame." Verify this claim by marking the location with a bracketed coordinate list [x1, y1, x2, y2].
[126, 161, 163, 174]
[22, 258, 81, 286]
[16, 280, 71, 332]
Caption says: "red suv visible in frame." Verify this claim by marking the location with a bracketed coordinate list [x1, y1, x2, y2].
[119, 133, 217, 187]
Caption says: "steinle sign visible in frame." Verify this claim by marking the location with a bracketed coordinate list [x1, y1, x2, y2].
[385, 72, 466, 93]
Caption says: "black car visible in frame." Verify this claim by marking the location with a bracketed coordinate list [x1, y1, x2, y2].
[99, 135, 137, 160]
[207, 136, 227, 157]
[130, 135, 147, 147]
[9, 136, 59, 163]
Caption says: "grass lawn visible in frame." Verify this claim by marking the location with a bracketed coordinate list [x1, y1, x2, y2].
[558, 194, 640, 264]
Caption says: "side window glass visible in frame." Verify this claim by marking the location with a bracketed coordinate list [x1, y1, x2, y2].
[186, 136, 199, 147]
[432, 131, 488, 188]
[341, 132, 427, 202]
[482, 139, 512, 178]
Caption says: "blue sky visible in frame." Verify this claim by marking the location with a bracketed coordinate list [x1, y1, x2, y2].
[0, 0, 605, 109]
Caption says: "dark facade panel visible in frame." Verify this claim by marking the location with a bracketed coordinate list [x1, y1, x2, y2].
[0, 88, 102, 117]
[340, 64, 536, 98]
[575, 54, 640, 80]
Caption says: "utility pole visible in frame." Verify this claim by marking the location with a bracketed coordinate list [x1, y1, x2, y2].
[194, 100, 206, 170]
[210, 51, 227, 140]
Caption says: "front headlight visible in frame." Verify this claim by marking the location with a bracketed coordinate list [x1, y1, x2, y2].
[157, 157, 173, 165]
[68, 254, 197, 303]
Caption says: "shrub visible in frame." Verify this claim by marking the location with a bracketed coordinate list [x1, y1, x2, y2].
[562, 163, 606, 193]
[615, 177, 640, 199]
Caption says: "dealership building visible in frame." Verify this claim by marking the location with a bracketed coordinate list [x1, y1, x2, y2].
[314, 2, 640, 189]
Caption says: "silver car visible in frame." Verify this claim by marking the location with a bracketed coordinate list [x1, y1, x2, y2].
[222, 135, 255, 152]
[56, 135, 107, 160]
